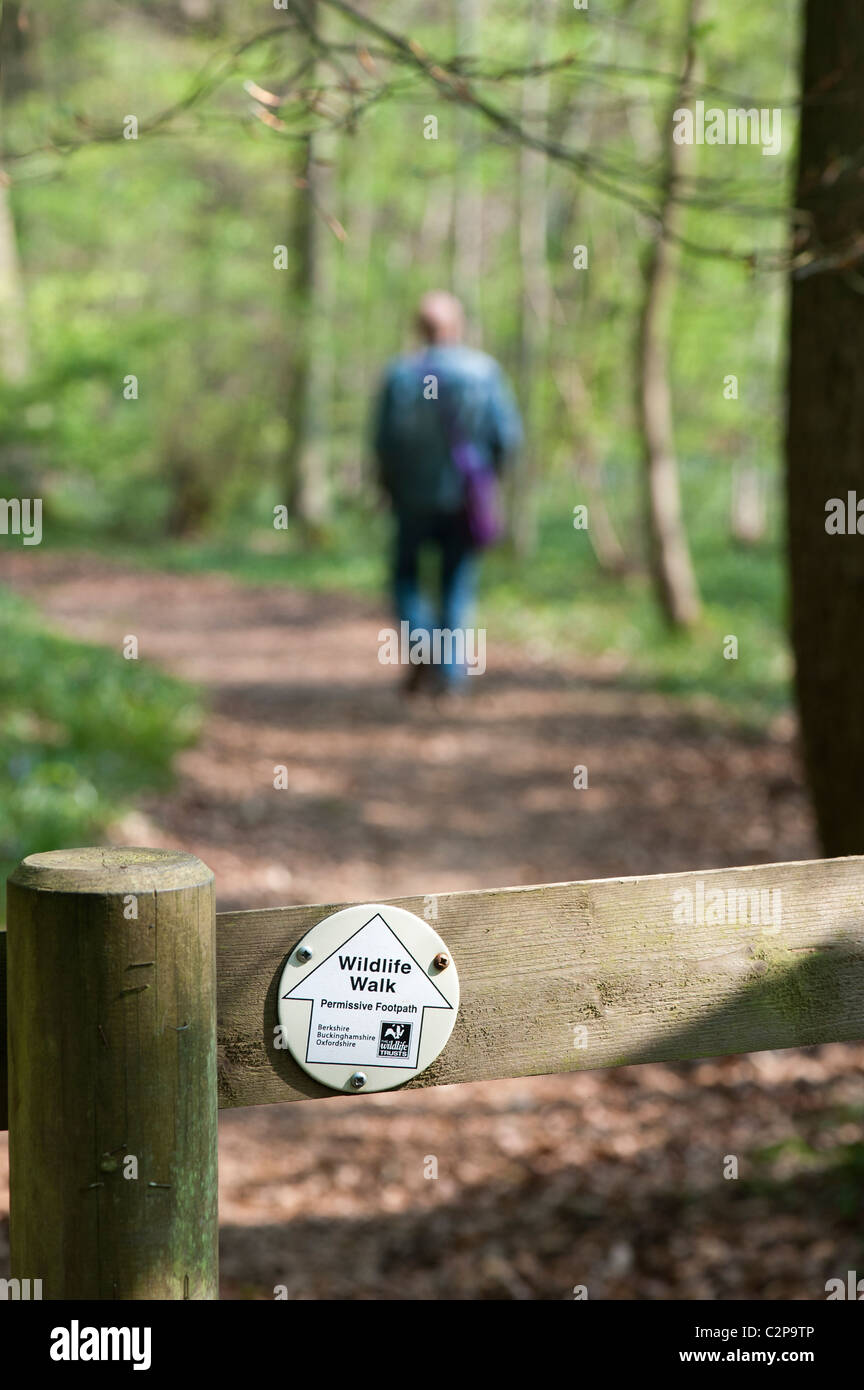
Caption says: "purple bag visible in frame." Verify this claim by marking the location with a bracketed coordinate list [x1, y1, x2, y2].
[450, 440, 504, 549]
[431, 365, 504, 549]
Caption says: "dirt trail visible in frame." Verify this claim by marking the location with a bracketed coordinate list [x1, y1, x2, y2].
[5, 552, 859, 1303]
[0, 551, 815, 908]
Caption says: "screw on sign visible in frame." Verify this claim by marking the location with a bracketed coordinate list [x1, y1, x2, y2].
[278, 904, 460, 1093]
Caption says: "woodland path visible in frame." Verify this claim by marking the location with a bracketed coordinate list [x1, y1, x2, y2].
[4, 553, 859, 1302]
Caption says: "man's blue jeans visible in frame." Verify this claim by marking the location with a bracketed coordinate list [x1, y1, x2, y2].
[392, 510, 478, 687]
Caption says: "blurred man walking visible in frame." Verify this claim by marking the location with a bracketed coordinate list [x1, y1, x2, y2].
[373, 291, 522, 694]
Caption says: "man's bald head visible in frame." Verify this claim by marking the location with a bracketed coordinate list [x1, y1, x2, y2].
[416, 290, 465, 345]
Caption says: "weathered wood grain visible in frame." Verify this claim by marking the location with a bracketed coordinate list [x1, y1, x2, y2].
[4, 856, 864, 1134]
[215, 855, 864, 1108]
[6, 847, 217, 1300]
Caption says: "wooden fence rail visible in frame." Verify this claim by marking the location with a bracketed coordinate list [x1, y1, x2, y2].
[2, 846, 864, 1298]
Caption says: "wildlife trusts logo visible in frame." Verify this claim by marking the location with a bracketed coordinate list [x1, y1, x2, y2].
[378, 1019, 412, 1059]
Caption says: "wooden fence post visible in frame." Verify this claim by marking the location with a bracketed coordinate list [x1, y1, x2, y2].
[6, 847, 217, 1300]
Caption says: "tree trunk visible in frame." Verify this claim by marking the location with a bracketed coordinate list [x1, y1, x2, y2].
[554, 364, 629, 575]
[786, 0, 864, 854]
[0, 181, 29, 383]
[510, 0, 552, 557]
[283, 0, 331, 535]
[340, 138, 376, 498]
[451, 0, 483, 343]
[0, 2, 36, 103]
[730, 462, 767, 545]
[0, 0, 31, 384]
[635, 0, 701, 628]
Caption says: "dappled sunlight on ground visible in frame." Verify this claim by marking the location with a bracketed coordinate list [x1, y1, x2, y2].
[0, 554, 845, 1301]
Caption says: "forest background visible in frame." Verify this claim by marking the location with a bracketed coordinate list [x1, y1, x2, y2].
[0, 0, 798, 882]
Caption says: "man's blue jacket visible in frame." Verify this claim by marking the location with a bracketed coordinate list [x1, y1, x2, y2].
[373, 344, 523, 515]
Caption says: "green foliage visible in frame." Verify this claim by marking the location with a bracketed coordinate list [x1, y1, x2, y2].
[750, 1131, 864, 1220]
[0, 586, 201, 900]
[0, 0, 799, 866]
[2, 0, 797, 540]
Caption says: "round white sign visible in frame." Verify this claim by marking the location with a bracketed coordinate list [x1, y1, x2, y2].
[277, 903, 459, 1093]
